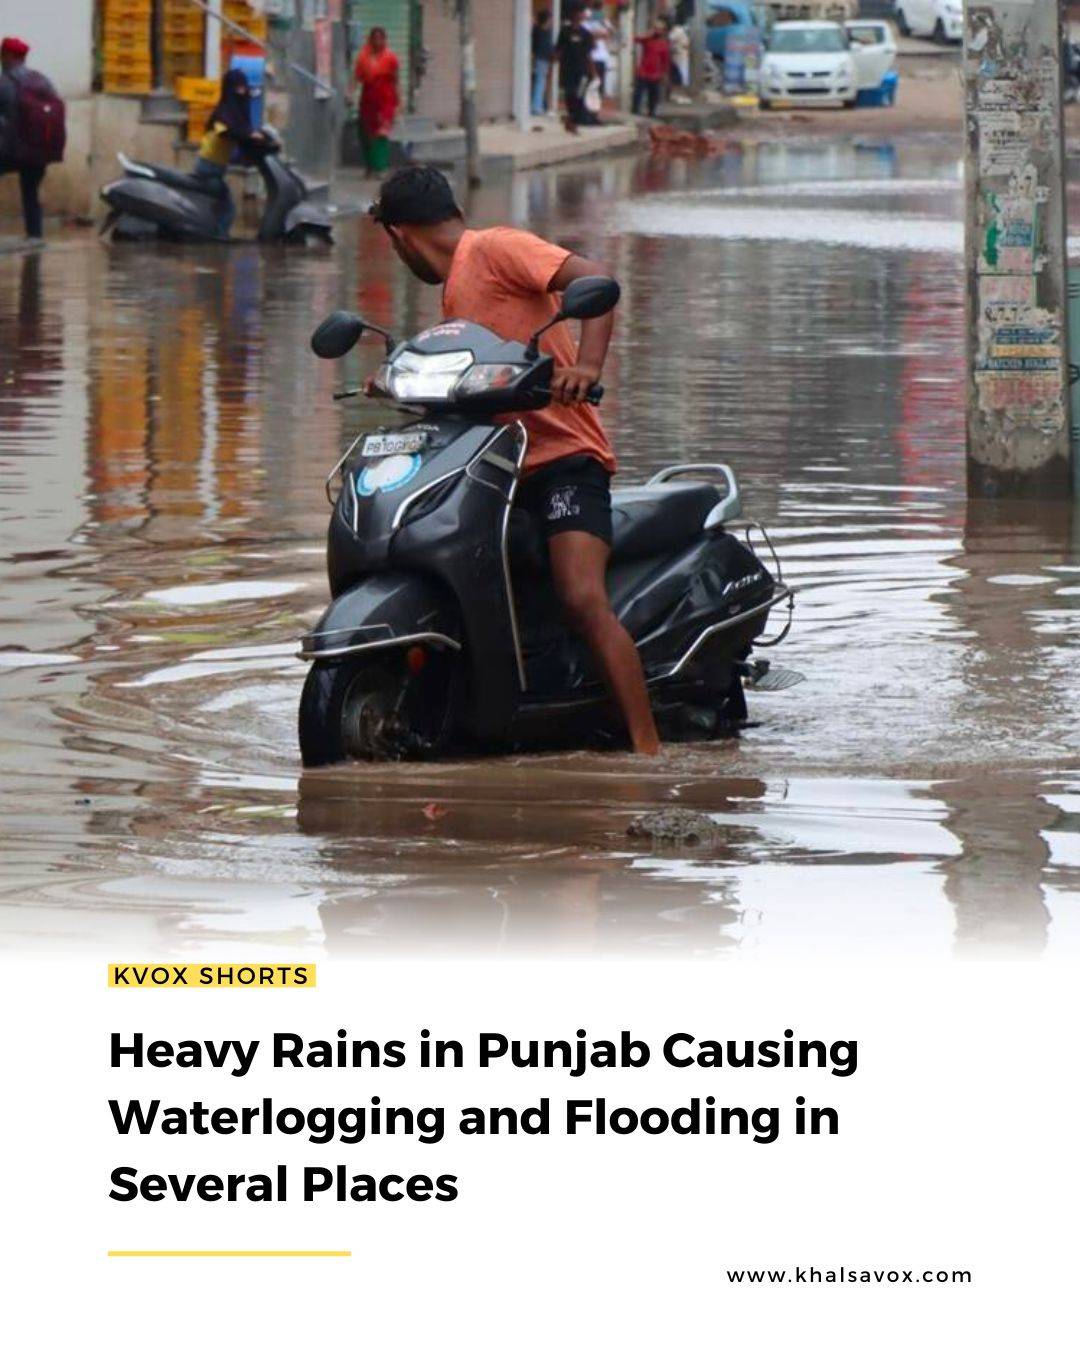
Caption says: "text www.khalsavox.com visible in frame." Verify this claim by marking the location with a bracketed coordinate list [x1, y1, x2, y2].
[727, 1268, 972, 1286]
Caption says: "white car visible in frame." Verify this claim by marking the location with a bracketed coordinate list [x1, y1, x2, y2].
[894, 0, 963, 44]
[844, 19, 898, 94]
[758, 21, 858, 109]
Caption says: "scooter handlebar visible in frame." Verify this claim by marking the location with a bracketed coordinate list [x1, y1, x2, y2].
[535, 384, 604, 405]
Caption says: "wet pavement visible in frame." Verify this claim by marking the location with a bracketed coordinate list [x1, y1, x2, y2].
[2, 135, 1078, 960]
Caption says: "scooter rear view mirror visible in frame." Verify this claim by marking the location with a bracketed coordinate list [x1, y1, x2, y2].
[558, 275, 621, 322]
[524, 275, 621, 359]
[311, 311, 365, 359]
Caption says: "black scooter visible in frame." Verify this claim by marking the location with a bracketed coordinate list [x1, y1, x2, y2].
[99, 127, 333, 244]
[298, 276, 796, 765]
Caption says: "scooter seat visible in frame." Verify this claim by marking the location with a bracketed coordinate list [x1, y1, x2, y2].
[609, 481, 721, 562]
[509, 479, 722, 573]
[130, 162, 226, 197]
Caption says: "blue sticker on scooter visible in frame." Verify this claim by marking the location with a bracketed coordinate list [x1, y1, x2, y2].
[356, 453, 422, 497]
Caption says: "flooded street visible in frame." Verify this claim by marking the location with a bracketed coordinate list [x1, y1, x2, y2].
[2, 135, 1079, 960]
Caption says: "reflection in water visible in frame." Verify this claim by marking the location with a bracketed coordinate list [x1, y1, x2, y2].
[931, 502, 1080, 956]
[1, 141, 1078, 959]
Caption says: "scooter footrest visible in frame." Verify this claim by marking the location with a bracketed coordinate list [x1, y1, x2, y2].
[747, 665, 804, 692]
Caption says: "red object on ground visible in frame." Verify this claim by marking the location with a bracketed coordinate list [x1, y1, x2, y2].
[422, 803, 448, 822]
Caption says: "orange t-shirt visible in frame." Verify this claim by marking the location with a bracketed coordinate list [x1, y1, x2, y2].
[442, 227, 615, 475]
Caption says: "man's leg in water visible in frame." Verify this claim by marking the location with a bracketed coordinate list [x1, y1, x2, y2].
[548, 530, 661, 755]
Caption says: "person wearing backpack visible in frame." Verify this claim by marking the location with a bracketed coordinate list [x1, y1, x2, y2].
[0, 36, 66, 241]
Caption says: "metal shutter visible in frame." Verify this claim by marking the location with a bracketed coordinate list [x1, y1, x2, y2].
[348, 0, 413, 103]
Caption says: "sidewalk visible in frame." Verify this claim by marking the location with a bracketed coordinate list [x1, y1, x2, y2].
[479, 117, 640, 173]
[653, 100, 741, 134]
[0, 236, 44, 256]
[897, 35, 960, 59]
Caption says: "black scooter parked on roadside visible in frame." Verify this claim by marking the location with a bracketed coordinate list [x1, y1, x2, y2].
[298, 276, 796, 765]
[100, 127, 333, 245]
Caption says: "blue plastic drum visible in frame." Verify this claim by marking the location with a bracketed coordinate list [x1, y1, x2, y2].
[229, 53, 266, 129]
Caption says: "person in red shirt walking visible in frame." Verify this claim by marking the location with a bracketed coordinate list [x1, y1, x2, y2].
[633, 20, 671, 118]
[0, 36, 64, 241]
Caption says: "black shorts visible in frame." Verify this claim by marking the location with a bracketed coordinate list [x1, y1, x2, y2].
[516, 454, 613, 546]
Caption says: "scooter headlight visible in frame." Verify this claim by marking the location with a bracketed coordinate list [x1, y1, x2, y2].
[386, 349, 473, 401]
[454, 363, 526, 396]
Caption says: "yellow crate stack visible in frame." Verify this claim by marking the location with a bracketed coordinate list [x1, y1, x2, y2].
[223, 1, 268, 47]
[174, 75, 219, 145]
[101, 0, 153, 95]
[160, 0, 206, 89]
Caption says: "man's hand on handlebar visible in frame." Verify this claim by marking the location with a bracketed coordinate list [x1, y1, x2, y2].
[550, 363, 602, 405]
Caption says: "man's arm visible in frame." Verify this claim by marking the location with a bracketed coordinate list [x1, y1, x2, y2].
[547, 254, 615, 405]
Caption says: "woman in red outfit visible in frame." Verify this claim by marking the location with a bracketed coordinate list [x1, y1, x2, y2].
[353, 27, 399, 176]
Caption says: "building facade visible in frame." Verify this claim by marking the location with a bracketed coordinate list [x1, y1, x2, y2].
[1, 0, 538, 225]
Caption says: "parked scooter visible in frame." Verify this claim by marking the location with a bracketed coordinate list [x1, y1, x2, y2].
[298, 276, 797, 765]
[99, 126, 333, 244]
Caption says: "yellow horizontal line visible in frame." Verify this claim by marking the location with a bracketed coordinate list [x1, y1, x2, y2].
[108, 1250, 350, 1258]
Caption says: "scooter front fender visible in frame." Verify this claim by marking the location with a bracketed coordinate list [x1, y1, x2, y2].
[282, 201, 333, 240]
[298, 572, 460, 662]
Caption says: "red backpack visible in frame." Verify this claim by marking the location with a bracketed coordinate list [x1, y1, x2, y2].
[14, 71, 66, 167]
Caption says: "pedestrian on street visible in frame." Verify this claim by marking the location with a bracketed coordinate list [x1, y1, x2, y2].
[0, 36, 65, 242]
[353, 26, 400, 176]
[668, 18, 691, 92]
[531, 10, 555, 116]
[583, 6, 616, 105]
[633, 20, 671, 118]
[555, 3, 596, 135]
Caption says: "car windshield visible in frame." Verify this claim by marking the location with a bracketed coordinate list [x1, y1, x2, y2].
[769, 27, 847, 53]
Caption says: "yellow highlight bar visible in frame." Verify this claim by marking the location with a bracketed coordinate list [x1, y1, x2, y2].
[108, 1250, 349, 1258]
[108, 964, 316, 989]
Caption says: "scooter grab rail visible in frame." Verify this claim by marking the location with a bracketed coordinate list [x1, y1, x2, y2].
[647, 463, 740, 528]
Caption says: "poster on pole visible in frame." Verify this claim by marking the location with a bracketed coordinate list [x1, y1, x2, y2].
[313, 16, 332, 100]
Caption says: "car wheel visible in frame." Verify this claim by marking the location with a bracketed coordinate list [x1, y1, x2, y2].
[843, 96, 857, 109]
[896, 9, 911, 36]
[759, 98, 772, 111]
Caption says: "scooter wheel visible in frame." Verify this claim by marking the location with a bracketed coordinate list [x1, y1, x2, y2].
[298, 648, 462, 767]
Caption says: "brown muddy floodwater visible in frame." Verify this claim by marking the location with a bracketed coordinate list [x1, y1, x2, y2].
[2, 138, 1079, 960]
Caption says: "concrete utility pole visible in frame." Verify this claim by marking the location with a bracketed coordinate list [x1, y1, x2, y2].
[512, 0, 531, 132]
[964, 2, 1072, 497]
[457, 0, 482, 187]
[690, 0, 710, 97]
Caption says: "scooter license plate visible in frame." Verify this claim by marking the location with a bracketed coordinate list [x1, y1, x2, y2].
[362, 431, 429, 458]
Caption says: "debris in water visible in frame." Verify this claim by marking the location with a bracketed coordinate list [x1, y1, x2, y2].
[627, 808, 720, 848]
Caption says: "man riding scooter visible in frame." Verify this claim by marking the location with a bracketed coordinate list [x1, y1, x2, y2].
[367, 166, 661, 755]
